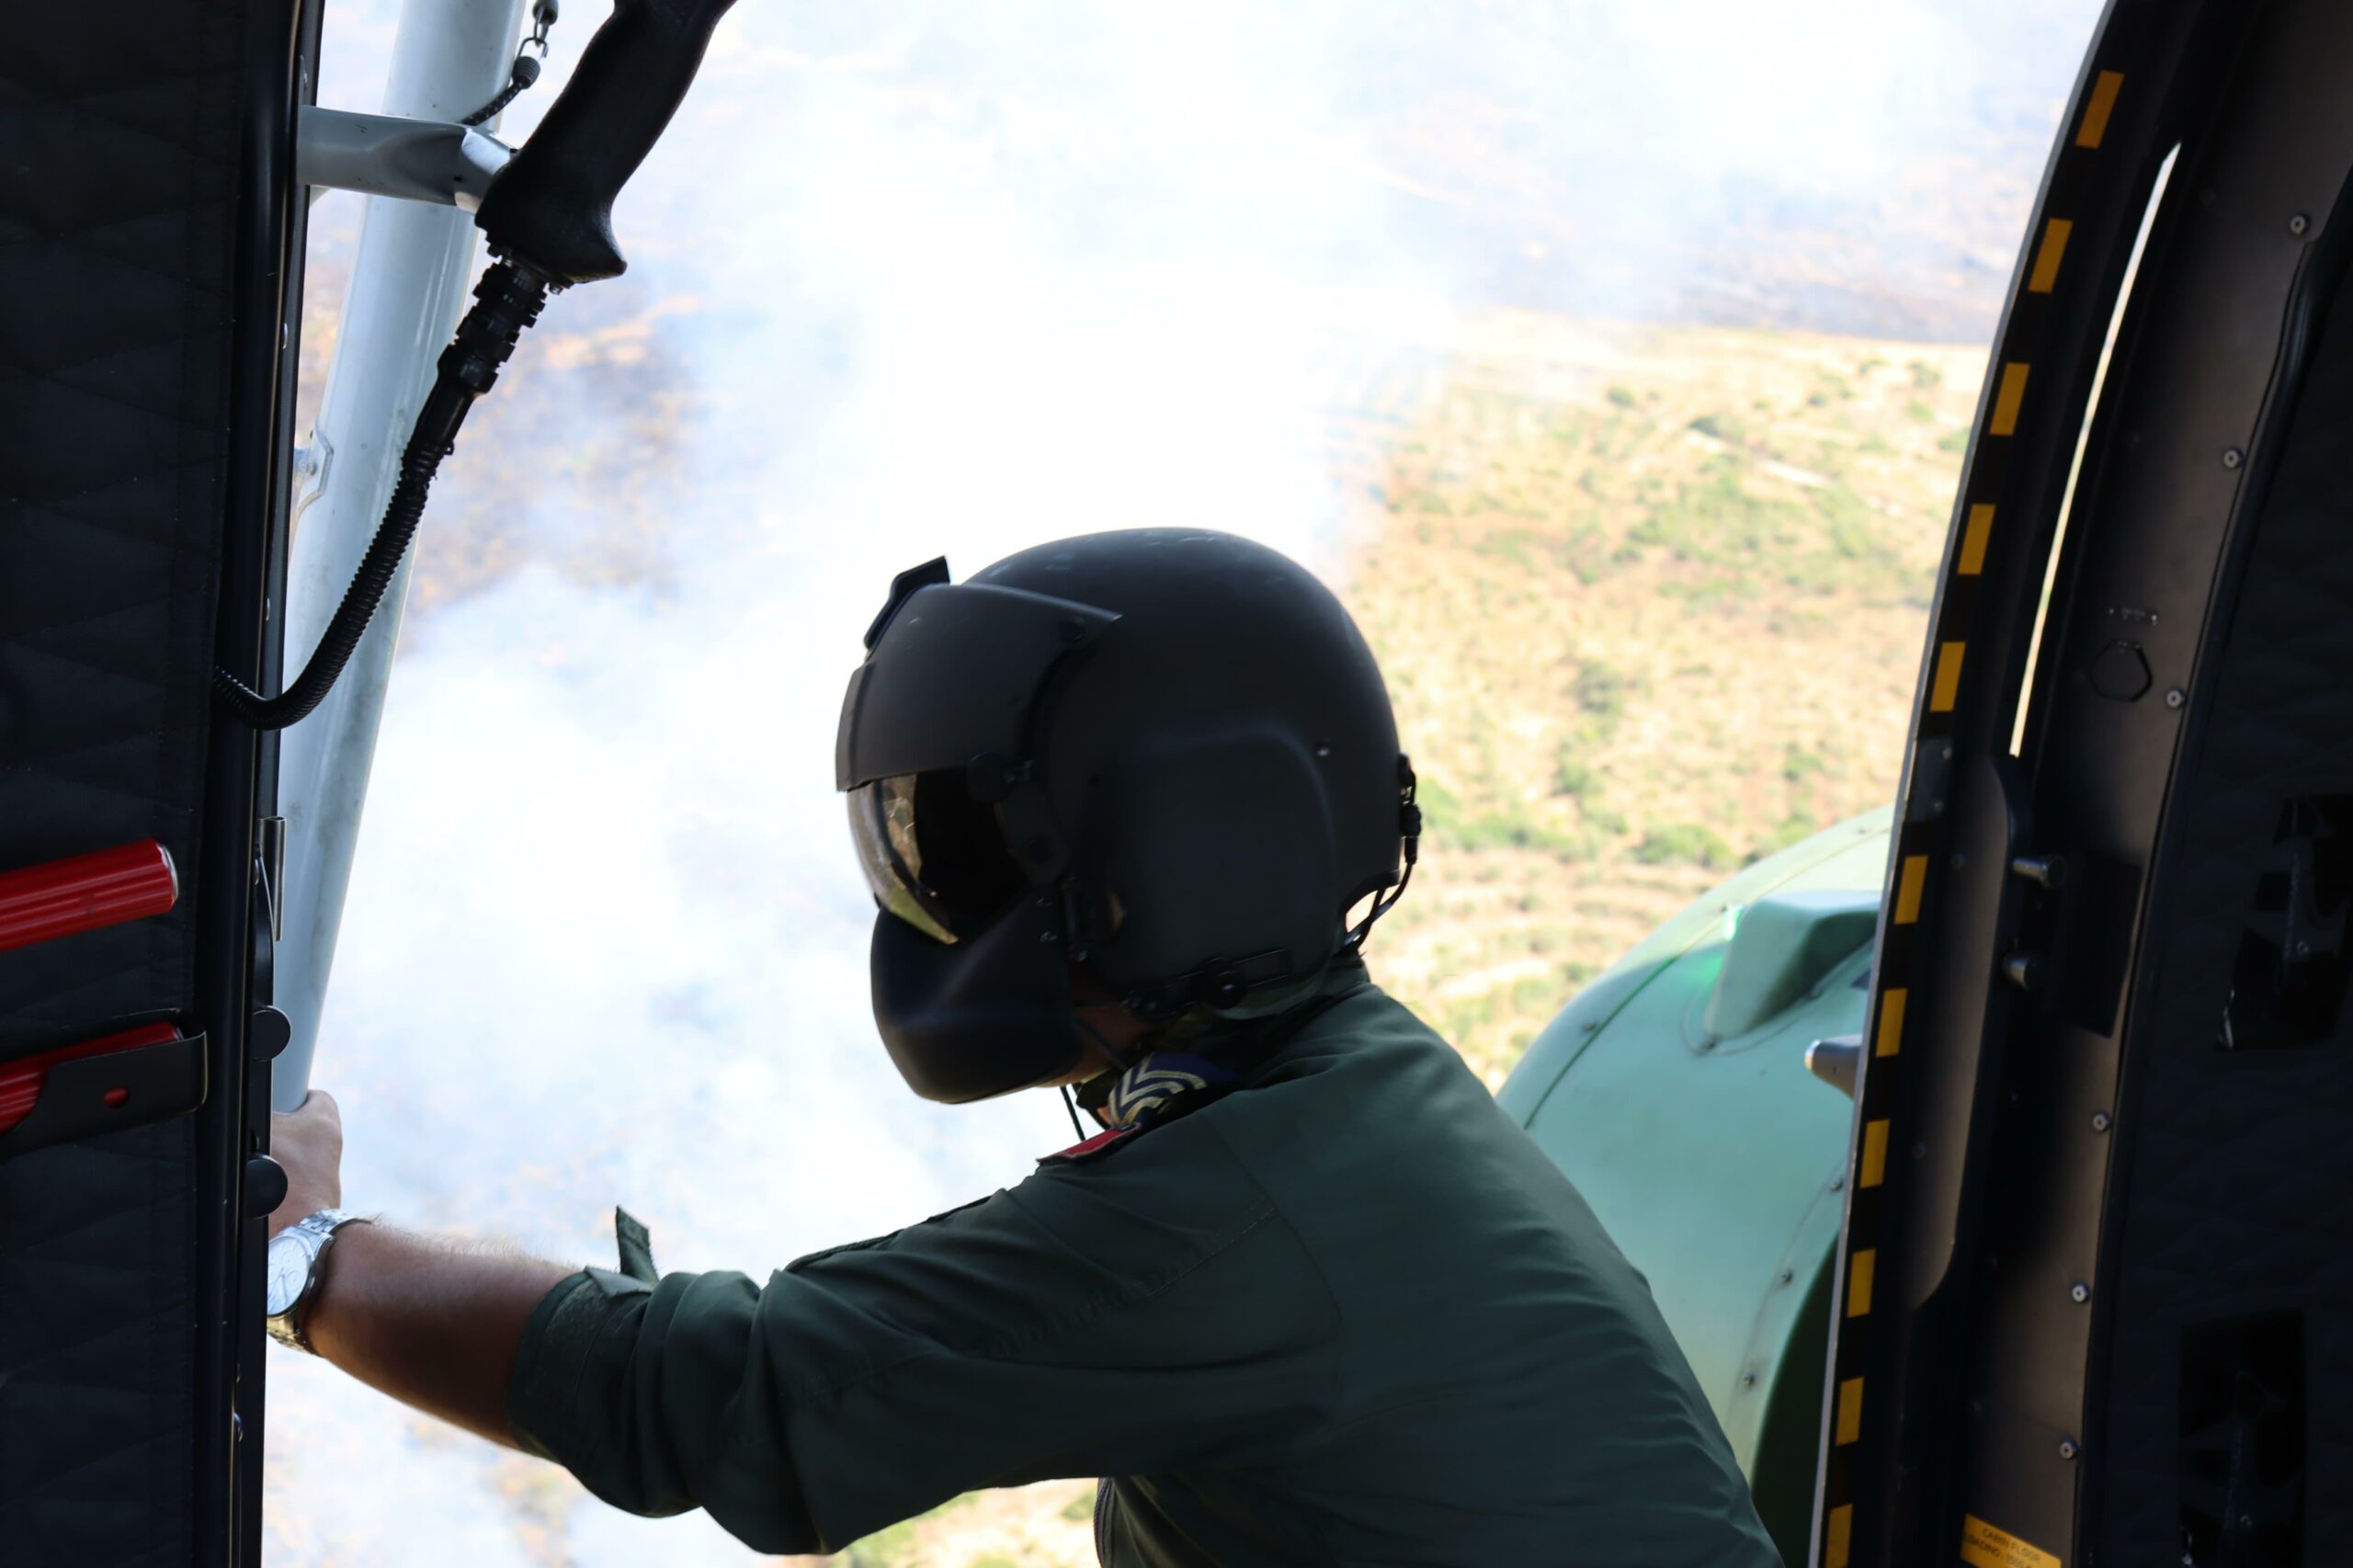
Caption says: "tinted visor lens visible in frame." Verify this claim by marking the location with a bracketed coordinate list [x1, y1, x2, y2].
[847, 771, 1028, 945]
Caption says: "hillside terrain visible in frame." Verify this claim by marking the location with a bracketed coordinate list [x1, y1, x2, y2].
[1355, 314, 1978, 1084]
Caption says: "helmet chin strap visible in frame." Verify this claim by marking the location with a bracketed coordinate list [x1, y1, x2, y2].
[1074, 1010, 1141, 1072]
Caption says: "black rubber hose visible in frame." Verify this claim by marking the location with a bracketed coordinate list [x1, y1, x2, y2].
[215, 262, 550, 731]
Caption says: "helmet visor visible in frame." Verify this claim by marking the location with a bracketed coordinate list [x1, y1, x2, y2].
[847, 770, 1028, 946]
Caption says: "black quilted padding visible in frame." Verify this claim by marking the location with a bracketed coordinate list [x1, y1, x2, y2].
[0, 7, 241, 1046]
[2092, 270, 2353, 1562]
[1, 4, 263, 1562]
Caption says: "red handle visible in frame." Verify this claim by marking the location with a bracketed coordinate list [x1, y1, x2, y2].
[0, 840, 178, 955]
[0, 1022, 183, 1136]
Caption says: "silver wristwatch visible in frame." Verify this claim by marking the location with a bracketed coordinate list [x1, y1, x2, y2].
[265, 1208, 368, 1354]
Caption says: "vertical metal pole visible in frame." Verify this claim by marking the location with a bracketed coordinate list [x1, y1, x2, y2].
[272, 0, 527, 1108]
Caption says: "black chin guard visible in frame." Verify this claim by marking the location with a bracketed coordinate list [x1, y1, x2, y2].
[869, 894, 1085, 1103]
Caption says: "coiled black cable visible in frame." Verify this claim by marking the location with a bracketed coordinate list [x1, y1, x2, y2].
[215, 261, 551, 731]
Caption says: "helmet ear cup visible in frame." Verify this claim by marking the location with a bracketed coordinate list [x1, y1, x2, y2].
[1084, 727, 1338, 998]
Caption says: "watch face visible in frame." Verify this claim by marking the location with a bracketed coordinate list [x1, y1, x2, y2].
[265, 1231, 312, 1317]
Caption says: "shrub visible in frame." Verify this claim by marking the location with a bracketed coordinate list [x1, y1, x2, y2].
[1552, 745, 1599, 801]
[1635, 823, 1737, 869]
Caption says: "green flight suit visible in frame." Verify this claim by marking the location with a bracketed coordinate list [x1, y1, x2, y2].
[507, 961, 1782, 1565]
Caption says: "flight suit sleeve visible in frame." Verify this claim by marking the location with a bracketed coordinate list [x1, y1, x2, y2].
[505, 1124, 1340, 1556]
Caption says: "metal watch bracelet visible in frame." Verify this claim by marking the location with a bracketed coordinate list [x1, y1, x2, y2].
[267, 1208, 369, 1355]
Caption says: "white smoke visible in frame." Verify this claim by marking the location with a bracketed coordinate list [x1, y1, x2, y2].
[266, 1, 2099, 1562]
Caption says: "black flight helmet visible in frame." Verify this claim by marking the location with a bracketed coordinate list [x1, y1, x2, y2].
[835, 529, 1419, 1103]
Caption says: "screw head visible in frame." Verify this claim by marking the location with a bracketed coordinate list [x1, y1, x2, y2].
[2071, 1281, 2091, 1303]
[2291, 213, 2311, 235]
[2223, 447, 2245, 470]
[2060, 1437, 2079, 1460]
[2165, 687, 2187, 709]
[1741, 1370, 1757, 1387]
[2093, 1110, 2112, 1132]
[1829, 1176, 1844, 1191]
[1778, 1268, 1794, 1285]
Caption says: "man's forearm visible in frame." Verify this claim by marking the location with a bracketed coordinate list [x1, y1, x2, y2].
[303, 1221, 575, 1449]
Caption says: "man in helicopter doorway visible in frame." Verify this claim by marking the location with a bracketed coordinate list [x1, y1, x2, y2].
[265, 528, 1782, 1565]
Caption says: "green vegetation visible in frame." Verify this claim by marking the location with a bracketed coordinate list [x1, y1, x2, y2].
[1606, 383, 1639, 407]
[1910, 358, 1943, 389]
[1636, 823, 1737, 870]
[1904, 400, 1935, 423]
[1573, 659, 1637, 732]
[1746, 812, 1822, 863]
[1688, 412, 1747, 443]
[1552, 745, 1600, 801]
[1937, 426, 1970, 453]
[1062, 1487, 1098, 1522]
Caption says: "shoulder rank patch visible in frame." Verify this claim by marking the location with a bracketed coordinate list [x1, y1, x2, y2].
[1040, 1126, 1138, 1165]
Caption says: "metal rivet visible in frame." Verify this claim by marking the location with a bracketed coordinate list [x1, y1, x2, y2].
[1951, 852, 1968, 869]
[2222, 447, 2245, 470]
[1778, 1268, 1794, 1285]
[1913, 1142, 1927, 1159]
[2059, 1438, 2078, 1460]
[2290, 213, 2311, 236]
[1829, 1176, 1844, 1191]
[2165, 687, 2187, 709]
[1740, 1371, 1757, 1387]
[2092, 1111, 2112, 1132]
[2071, 1281, 2091, 1303]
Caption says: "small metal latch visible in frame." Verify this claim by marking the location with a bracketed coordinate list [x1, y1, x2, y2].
[2010, 854, 2066, 888]
[1804, 1033, 1862, 1097]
